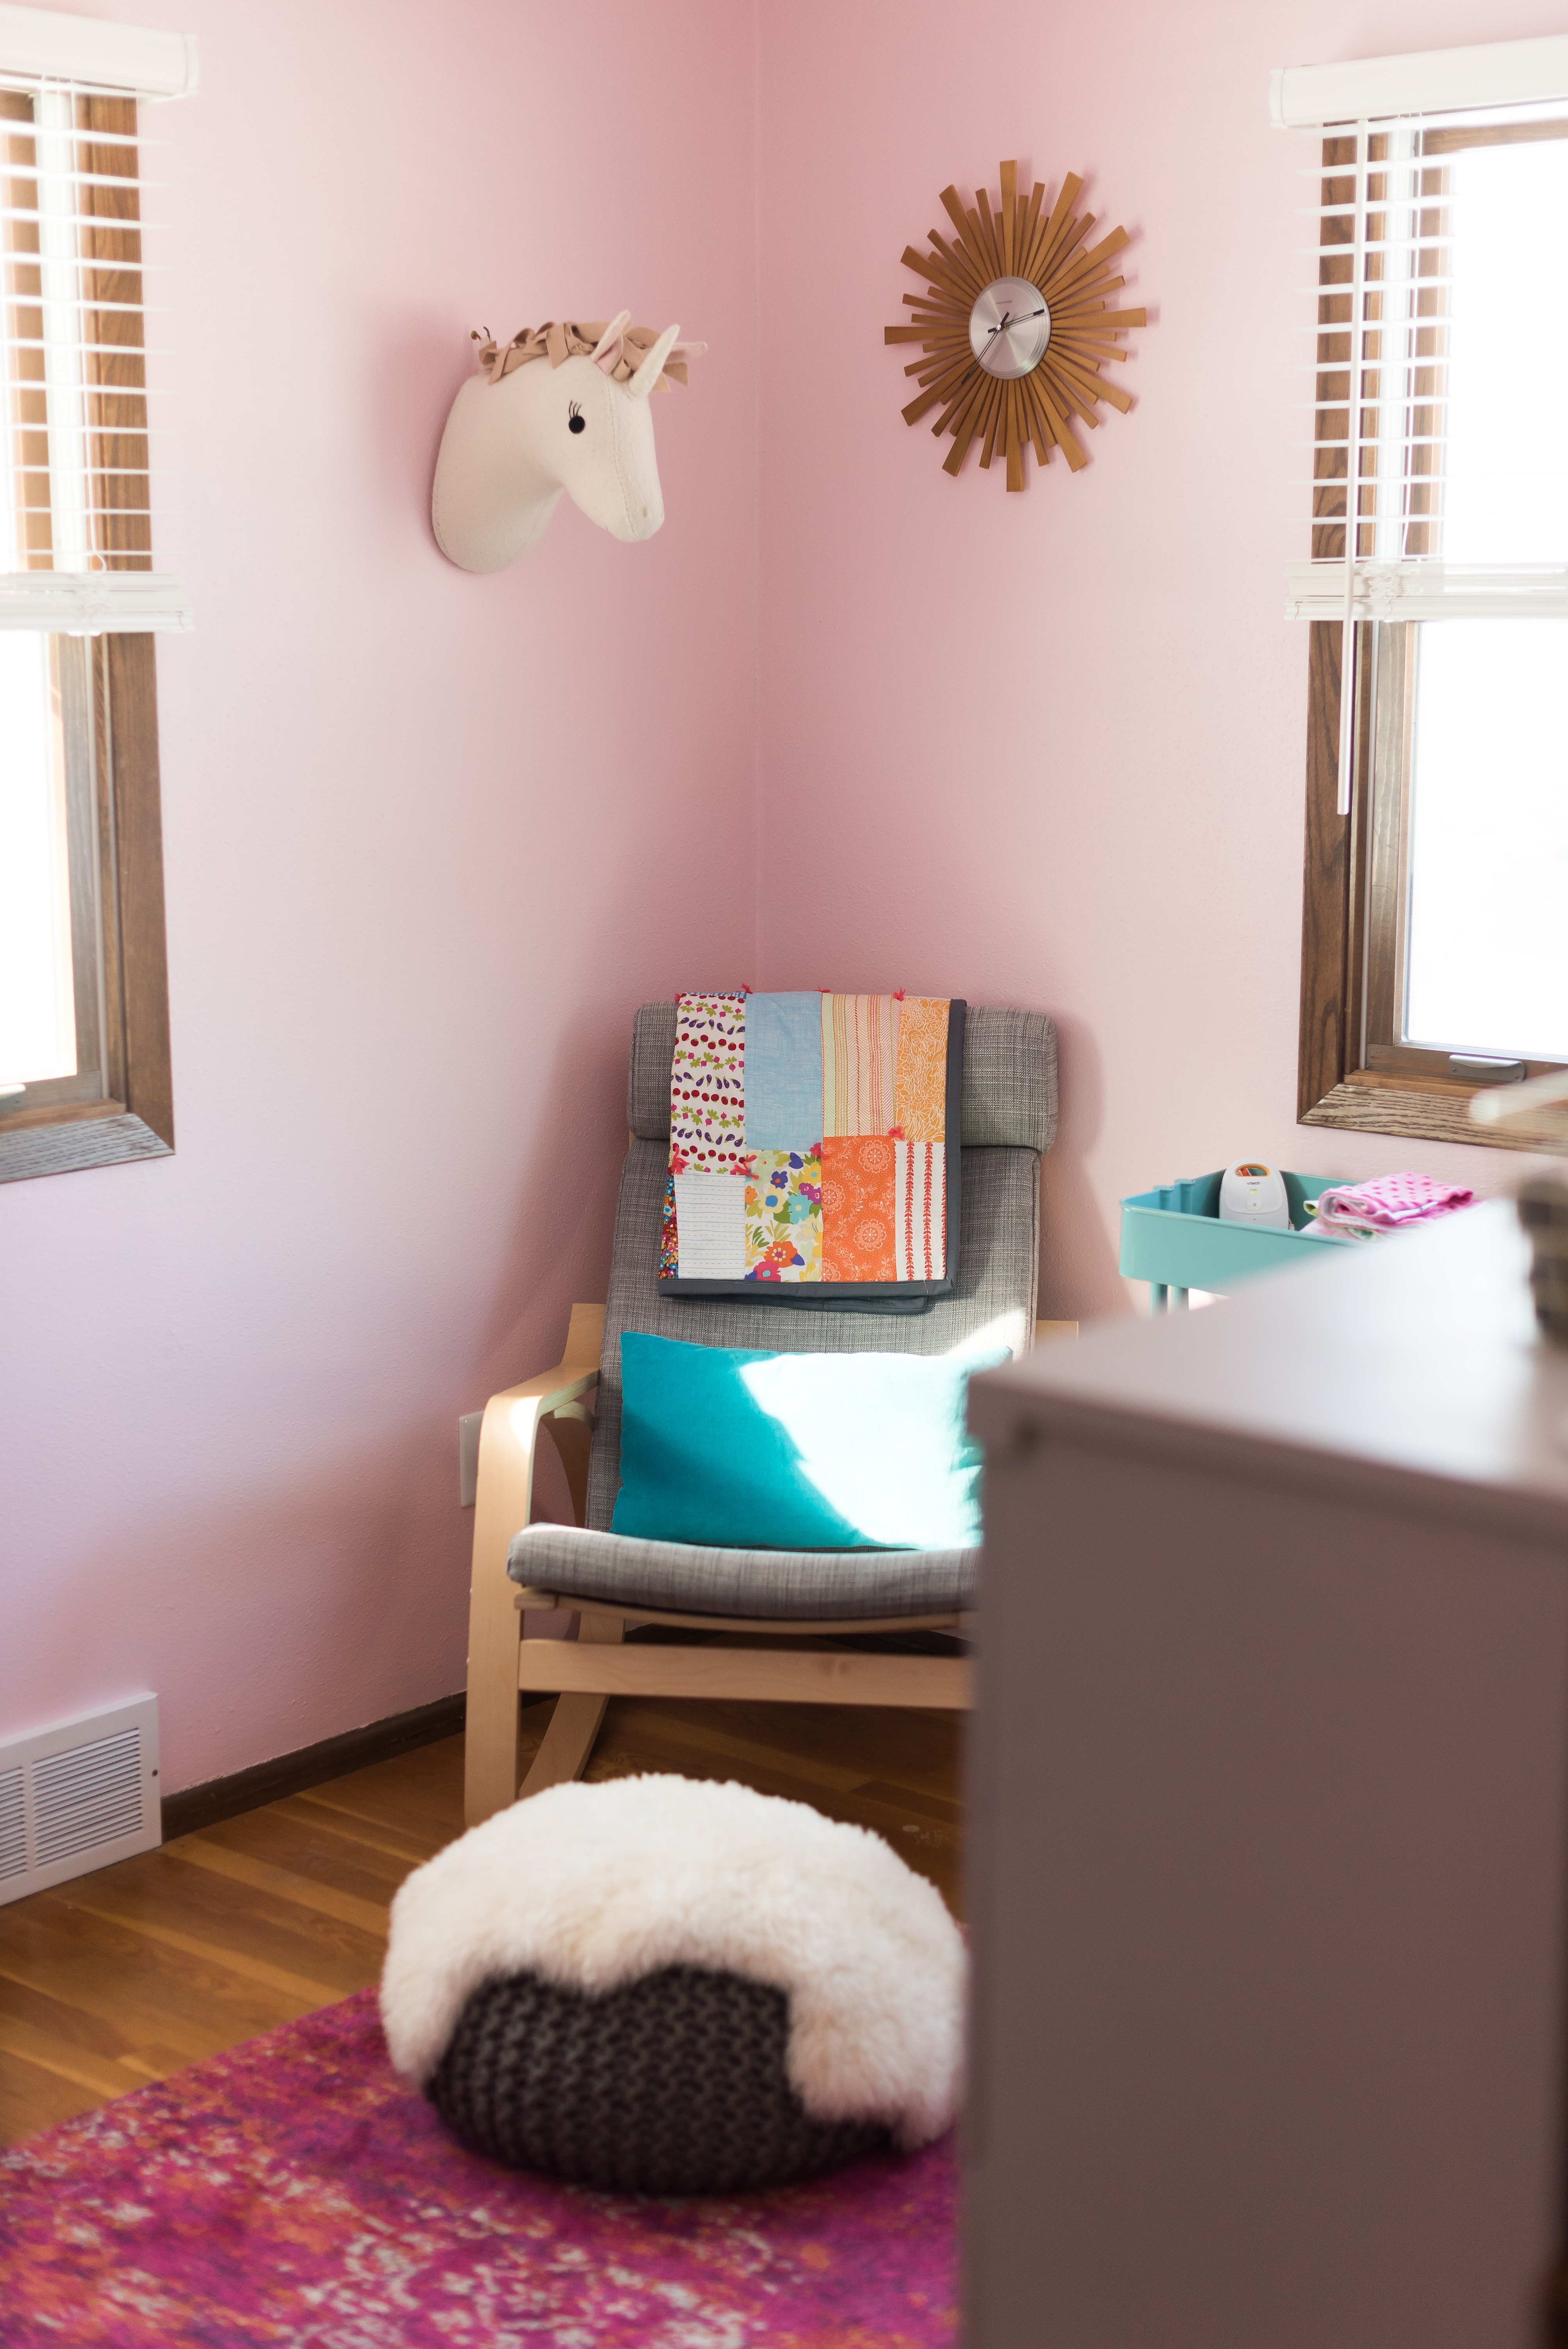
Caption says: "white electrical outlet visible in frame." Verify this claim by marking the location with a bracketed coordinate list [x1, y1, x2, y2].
[458, 1412, 483, 1508]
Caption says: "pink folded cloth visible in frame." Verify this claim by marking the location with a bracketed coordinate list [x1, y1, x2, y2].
[1314, 1172, 1474, 1231]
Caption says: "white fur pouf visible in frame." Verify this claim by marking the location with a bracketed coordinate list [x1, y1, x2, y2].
[381, 1773, 966, 2165]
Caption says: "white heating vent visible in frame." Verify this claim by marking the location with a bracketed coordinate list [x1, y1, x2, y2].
[0, 1696, 160, 1906]
[0, 1765, 24, 1883]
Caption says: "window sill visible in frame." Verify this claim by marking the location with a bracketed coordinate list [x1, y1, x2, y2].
[1301, 1074, 1567, 1153]
[0, 1102, 172, 1183]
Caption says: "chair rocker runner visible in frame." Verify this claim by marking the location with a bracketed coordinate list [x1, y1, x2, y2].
[465, 1001, 1062, 1826]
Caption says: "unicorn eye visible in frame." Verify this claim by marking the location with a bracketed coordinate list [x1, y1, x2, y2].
[568, 402, 585, 434]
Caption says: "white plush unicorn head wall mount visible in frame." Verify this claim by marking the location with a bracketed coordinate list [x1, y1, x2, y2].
[431, 312, 706, 571]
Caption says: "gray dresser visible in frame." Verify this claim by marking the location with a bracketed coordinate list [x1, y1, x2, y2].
[966, 1203, 1568, 2349]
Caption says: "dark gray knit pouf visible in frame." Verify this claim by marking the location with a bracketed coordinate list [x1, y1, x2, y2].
[426, 1962, 893, 2194]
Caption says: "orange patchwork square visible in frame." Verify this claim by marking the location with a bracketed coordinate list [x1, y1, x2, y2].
[820, 1136, 898, 1282]
[894, 996, 949, 1140]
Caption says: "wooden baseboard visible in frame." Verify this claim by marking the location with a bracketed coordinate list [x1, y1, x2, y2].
[160, 1692, 466, 1842]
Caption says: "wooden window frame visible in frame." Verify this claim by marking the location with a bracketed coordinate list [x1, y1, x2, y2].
[0, 630, 173, 1182]
[1297, 119, 1568, 1155]
[1298, 619, 1567, 1153]
[0, 85, 174, 1184]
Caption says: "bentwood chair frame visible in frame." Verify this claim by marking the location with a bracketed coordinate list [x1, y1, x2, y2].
[464, 1002, 1063, 1826]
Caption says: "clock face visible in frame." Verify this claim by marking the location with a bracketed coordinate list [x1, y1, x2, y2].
[884, 161, 1145, 489]
[969, 276, 1051, 379]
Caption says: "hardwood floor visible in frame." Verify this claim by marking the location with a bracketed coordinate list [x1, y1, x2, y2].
[0, 1694, 963, 2150]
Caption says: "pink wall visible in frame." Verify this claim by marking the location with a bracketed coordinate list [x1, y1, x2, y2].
[756, 0, 1567, 1323]
[5, 0, 1561, 1792]
[0, 0, 758, 1788]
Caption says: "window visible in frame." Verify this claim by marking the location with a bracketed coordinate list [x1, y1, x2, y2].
[0, 4, 195, 1183]
[1278, 38, 1568, 1150]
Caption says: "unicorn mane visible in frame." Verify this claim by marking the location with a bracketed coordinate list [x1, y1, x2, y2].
[471, 317, 704, 393]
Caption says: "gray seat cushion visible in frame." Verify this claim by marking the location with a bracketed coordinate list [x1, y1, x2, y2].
[508, 1522, 978, 1620]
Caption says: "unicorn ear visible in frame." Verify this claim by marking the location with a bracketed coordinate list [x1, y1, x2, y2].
[627, 323, 680, 401]
[591, 309, 632, 374]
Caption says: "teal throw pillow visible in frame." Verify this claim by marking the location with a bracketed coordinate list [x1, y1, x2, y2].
[610, 1330, 1009, 1551]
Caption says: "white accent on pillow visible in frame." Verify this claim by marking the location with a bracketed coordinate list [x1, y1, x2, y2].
[672, 1172, 747, 1278]
[380, 1773, 965, 2150]
[736, 1346, 1003, 1549]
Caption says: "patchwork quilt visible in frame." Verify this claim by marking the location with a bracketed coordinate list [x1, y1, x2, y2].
[661, 992, 964, 1298]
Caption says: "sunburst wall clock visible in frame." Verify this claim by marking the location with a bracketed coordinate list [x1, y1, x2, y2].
[885, 159, 1146, 489]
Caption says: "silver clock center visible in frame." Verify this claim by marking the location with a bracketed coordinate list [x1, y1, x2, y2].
[969, 276, 1051, 380]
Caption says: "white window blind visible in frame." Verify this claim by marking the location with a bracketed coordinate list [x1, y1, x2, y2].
[0, 2, 194, 634]
[1272, 36, 1568, 809]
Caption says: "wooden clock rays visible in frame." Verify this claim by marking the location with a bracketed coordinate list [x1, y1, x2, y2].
[885, 159, 1146, 489]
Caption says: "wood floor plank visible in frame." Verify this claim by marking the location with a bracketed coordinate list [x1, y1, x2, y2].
[0, 2050, 105, 2141]
[594, 1700, 962, 1809]
[41, 1876, 362, 2006]
[63, 1903, 346, 2010]
[0, 2011, 146, 2101]
[0, 1902, 290, 2059]
[592, 1706, 874, 1797]
[0, 1963, 143, 2061]
[598, 1698, 964, 1802]
[283, 1789, 454, 1864]
[855, 1779, 962, 1826]
[0, 1950, 226, 2074]
[289, 1736, 469, 1844]
[194, 1805, 421, 1904]
[169, 1839, 390, 1937]
[265, 1793, 440, 1870]
[73, 1855, 387, 1987]
[114, 2058, 168, 2085]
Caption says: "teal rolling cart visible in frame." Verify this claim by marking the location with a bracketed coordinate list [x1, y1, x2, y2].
[1119, 1170, 1359, 1312]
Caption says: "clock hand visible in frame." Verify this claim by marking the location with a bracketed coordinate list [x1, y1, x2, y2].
[985, 308, 1044, 340]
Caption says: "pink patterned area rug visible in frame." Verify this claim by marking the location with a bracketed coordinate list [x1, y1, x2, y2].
[0, 1987, 957, 2347]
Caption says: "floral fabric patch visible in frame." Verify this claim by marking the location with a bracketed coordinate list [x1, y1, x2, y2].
[657, 1172, 679, 1280]
[820, 1135, 898, 1283]
[744, 1151, 823, 1282]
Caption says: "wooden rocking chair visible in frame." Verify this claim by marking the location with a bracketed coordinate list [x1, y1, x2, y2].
[464, 1001, 1060, 1826]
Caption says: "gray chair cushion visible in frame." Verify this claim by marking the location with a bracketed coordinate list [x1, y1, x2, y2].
[508, 1522, 978, 1619]
[627, 1000, 1058, 1155]
[581, 1138, 1040, 1533]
